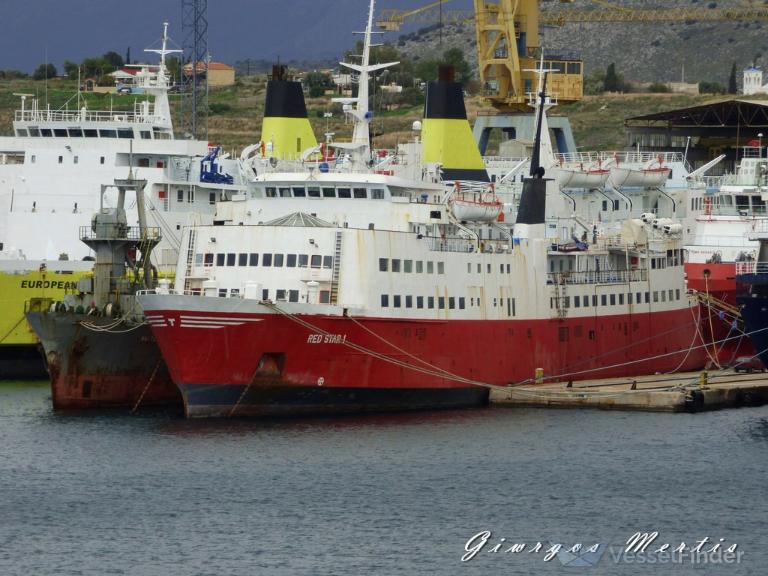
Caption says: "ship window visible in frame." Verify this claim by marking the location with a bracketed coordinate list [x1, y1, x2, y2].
[266, 187, 277, 198]
[249, 253, 258, 266]
[322, 187, 335, 198]
[287, 254, 297, 267]
[427, 261, 434, 274]
[195, 254, 203, 266]
[627, 293, 632, 305]
[141, 130, 151, 140]
[28, 154, 35, 163]
[379, 258, 388, 272]
[238, 253, 248, 266]
[226, 253, 236, 266]
[619, 293, 624, 305]
[651, 259, 656, 270]
[381, 294, 389, 307]
[274, 254, 284, 267]
[99, 156, 105, 164]
[653, 291, 659, 302]
[428, 296, 435, 309]
[438, 262, 445, 274]
[338, 188, 352, 198]
[372, 189, 385, 199]
[68, 128, 83, 137]
[54, 128, 67, 137]
[394, 295, 401, 308]
[583, 295, 589, 307]
[279, 187, 291, 197]
[40, 128, 52, 137]
[216, 253, 225, 266]
[417, 296, 424, 309]
[392, 259, 401, 272]
[323, 256, 333, 269]
[311, 255, 322, 268]
[292, 187, 306, 197]
[203, 253, 214, 266]
[406, 295, 413, 308]
[487, 264, 491, 273]
[262, 253, 273, 267]
[430, 210, 441, 219]
[601, 295, 607, 306]
[319, 290, 330, 304]
[416, 261, 423, 273]
[58, 156, 63, 164]
[276, 290, 287, 301]
[209, 192, 216, 205]
[138, 158, 150, 168]
[467, 263, 471, 274]
[636, 292, 641, 303]
[289, 290, 299, 303]
[298, 254, 308, 268]
[449, 297, 455, 309]
[353, 188, 367, 199]
[676, 289, 681, 300]
[231, 288, 240, 297]
[564, 297, 570, 308]
[262, 289, 269, 300]
[82, 129, 97, 138]
[219, 289, 227, 298]
[29, 127, 40, 137]
[610, 294, 615, 306]
[439, 297, 445, 309]
[308, 187, 321, 198]
[645, 292, 650, 303]
[661, 291, 667, 302]
[404, 260, 413, 273]
[575, 297, 580, 308]
[177, 189, 184, 202]
[117, 128, 133, 139]
[507, 264, 511, 273]
[16, 128, 27, 136]
[477, 263, 481, 273]
[99, 129, 117, 138]
[460, 297, 465, 310]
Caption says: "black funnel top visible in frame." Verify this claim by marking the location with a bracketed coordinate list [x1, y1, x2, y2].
[515, 178, 547, 225]
[265, 79, 308, 119]
[424, 66, 468, 120]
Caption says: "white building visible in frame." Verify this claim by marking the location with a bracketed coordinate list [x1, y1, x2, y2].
[743, 66, 765, 95]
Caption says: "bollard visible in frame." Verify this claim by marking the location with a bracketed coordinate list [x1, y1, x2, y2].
[630, 380, 637, 390]
[535, 368, 544, 385]
[699, 371, 708, 389]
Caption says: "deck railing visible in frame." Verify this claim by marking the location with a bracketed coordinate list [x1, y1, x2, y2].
[548, 268, 648, 285]
[80, 226, 161, 242]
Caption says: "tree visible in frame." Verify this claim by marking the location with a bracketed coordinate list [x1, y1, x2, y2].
[442, 48, 472, 85]
[102, 51, 124, 71]
[728, 62, 738, 94]
[603, 63, 623, 92]
[63, 60, 79, 79]
[699, 81, 727, 95]
[32, 63, 57, 81]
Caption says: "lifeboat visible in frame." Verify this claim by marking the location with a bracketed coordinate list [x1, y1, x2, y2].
[609, 155, 671, 188]
[450, 190, 503, 221]
[555, 165, 611, 189]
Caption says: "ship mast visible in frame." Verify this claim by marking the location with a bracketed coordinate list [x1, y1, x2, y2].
[337, 0, 398, 168]
[143, 22, 182, 136]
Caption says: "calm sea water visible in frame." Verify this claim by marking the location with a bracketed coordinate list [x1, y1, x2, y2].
[1, 381, 767, 576]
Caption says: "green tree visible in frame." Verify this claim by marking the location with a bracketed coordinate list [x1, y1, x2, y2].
[604, 63, 623, 92]
[63, 60, 79, 79]
[32, 63, 57, 81]
[442, 47, 471, 85]
[699, 81, 727, 94]
[728, 62, 738, 94]
[102, 51, 124, 70]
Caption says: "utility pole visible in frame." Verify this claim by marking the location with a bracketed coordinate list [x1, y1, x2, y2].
[181, 0, 208, 140]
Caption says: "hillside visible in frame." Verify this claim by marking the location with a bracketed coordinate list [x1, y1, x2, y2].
[0, 78, 740, 153]
[396, 0, 768, 86]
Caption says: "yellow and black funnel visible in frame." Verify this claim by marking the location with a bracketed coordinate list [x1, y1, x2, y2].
[422, 66, 489, 182]
[261, 65, 318, 160]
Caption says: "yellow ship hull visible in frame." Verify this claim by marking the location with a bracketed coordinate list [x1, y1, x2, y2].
[0, 264, 92, 378]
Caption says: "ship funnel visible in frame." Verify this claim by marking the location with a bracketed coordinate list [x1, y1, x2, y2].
[261, 65, 318, 161]
[422, 65, 489, 182]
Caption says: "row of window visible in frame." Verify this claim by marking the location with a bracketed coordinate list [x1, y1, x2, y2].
[196, 252, 333, 270]
[265, 186, 386, 200]
[30, 155, 107, 165]
[379, 258, 445, 274]
[18, 127, 166, 140]
[381, 294, 516, 316]
[551, 288, 682, 310]
[470, 262, 513, 274]
[214, 287, 332, 304]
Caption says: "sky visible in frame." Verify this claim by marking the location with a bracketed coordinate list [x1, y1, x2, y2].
[0, 0, 473, 73]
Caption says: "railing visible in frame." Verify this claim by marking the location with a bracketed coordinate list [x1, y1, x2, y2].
[15, 108, 161, 125]
[554, 151, 685, 166]
[735, 261, 768, 276]
[427, 237, 481, 253]
[548, 269, 648, 285]
[80, 226, 161, 242]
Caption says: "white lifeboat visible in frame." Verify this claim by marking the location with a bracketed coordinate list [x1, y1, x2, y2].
[555, 164, 611, 189]
[450, 188, 503, 221]
[609, 154, 671, 188]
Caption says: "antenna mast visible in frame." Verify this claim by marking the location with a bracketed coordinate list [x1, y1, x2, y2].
[181, 0, 208, 139]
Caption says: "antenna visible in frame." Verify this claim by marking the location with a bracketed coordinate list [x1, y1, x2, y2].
[529, 54, 548, 177]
